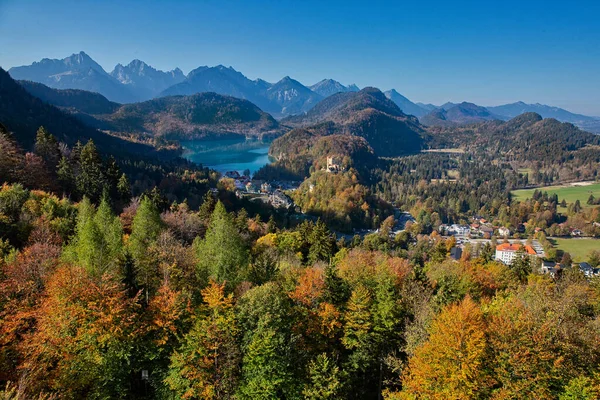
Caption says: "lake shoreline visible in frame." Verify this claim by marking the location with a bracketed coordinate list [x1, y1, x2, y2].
[181, 137, 274, 176]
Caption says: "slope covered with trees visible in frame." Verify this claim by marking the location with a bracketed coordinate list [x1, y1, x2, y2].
[18, 80, 284, 142]
[0, 67, 152, 155]
[280, 87, 425, 157]
[104, 92, 281, 140]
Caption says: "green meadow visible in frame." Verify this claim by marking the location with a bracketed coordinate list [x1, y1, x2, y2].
[511, 182, 600, 209]
[550, 238, 600, 262]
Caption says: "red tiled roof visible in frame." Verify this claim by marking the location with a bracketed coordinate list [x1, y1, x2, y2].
[496, 243, 536, 255]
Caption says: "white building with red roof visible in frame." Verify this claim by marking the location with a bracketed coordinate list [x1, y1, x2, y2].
[495, 243, 537, 265]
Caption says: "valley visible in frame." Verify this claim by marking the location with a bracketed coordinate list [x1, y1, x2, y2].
[1, 44, 600, 400]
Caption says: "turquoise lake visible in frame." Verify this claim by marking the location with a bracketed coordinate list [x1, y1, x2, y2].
[181, 138, 273, 175]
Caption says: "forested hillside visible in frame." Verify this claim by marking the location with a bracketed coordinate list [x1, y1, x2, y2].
[0, 68, 150, 154]
[281, 87, 425, 157]
[18, 80, 284, 142]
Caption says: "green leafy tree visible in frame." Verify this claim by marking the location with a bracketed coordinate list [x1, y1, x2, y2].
[194, 201, 248, 285]
[560, 376, 600, 400]
[129, 197, 163, 300]
[562, 252, 573, 267]
[510, 252, 532, 283]
[588, 251, 600, 268]
[64, 197, 123, 277]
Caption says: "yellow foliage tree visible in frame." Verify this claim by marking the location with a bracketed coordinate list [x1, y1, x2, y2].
[391, 296, 492, 400]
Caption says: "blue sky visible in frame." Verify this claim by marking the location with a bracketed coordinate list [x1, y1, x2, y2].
[1, 0, 599, 115]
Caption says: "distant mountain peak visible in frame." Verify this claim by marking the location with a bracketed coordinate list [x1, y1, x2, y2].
[309, 79, 357, 97]
[127, 59, 148, 68]
[384, 89, 429, 117]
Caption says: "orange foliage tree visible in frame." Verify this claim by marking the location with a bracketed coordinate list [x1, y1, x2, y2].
[19, 266, 140, 398]
[391, 296, 493, 399]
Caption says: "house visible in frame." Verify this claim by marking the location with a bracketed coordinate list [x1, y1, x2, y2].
[480, 226, 494, 238]
[541, 260, 561, 277]
[449, 224, 470, 236]
[269, 190, 293, 209]
[579, 262, 599, 277]
[495, 243, 537, 265]
[224, 171, 241, 179]
[261, 182, 273, 193]
[245, 181, 257, 193]
[233, 179, 246, 190]
[497, 227, 511, 237]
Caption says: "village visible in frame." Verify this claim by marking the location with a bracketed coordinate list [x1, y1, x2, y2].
[218, 167, 599, 279]
[220, 170, 298, 209]
[439, 217, 600, 278]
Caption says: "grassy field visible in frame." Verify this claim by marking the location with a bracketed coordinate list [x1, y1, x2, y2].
[511, 182, 600, 208]
[549, 238, 600, 262]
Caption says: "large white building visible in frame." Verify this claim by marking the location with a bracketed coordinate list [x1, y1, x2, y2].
[495, 243, 537, 265]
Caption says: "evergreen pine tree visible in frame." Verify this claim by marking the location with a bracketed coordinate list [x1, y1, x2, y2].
[117, 173, 132, 204]
[34, 126, 61, 169]
[57, 156, 75, 196]
[308, 219, 334, 264]
[65, 197, 123, 277]
[303, 353, 343, 400]
[76, 140, 105, 203]
[198, 191, 216, 222]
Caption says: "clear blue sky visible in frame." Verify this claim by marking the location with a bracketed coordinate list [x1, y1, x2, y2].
[1, 0, 599, 115]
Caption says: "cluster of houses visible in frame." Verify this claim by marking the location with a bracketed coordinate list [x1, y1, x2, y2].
[440, 217, 535, 239]
[491, 242, 599, 278]
[440, 219, 496, 238]
[223, 171, 271, 193]
[222, 171, 296, 209]
[541, 260, 600, 278]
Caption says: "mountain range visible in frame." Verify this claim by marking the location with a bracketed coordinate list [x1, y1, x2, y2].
[8, 52, 355, 119]
[18, 80, 282, 141]
[111, 59, 185, 100]
[7, 51, 600, 133]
